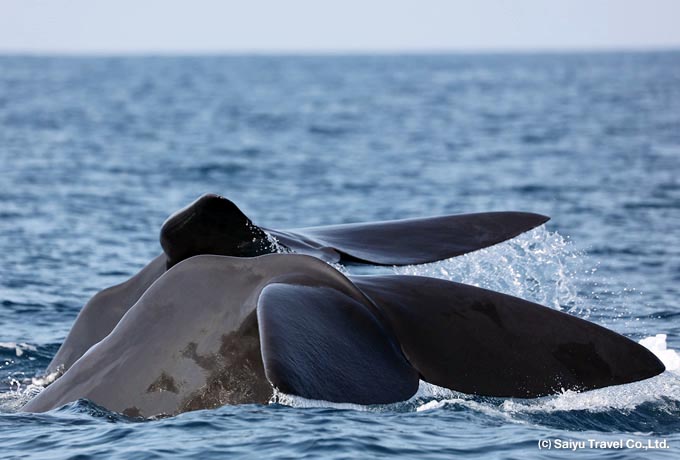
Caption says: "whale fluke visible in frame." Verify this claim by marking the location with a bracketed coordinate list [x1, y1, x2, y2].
[273, 211, 549, 266]
[258, 284, 419, 405]
[161, 193, 550, 267]
[351, 275, 666, 398]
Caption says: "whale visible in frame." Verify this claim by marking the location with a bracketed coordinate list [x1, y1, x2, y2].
[46, 193, 549, 375]
[29, 194, 665, 417]
[24, 253, 664, 417]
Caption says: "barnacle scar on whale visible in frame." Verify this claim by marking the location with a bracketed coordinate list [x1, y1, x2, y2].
[22, 194, 665, 417]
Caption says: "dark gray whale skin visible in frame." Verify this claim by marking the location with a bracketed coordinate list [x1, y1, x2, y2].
[47, 193, 549, 374]
[25, 254, 664, 417]
[351, 275, 665, 397]
[159, 194, 275, 268]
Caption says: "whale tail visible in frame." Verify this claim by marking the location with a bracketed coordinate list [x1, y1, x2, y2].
[259, 273, 665, 401]
[275, 211, 549, 266]
[257, 283, 420, 404]
[164, 193, 549, 267]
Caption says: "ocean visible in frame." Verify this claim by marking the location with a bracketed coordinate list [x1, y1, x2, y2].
[1, 52, 679, 459]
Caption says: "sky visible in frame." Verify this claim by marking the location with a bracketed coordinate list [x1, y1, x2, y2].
[1, 0, 680, 54]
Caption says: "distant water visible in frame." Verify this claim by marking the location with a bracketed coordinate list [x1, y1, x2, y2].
[1, 52, 679, 459]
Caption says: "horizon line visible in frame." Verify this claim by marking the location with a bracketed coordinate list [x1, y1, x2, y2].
[1, 45, 680, 58]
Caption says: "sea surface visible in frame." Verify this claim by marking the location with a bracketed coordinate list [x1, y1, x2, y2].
[1, 52, 679, 459]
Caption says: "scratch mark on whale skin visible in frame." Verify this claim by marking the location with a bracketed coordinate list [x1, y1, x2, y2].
[179, 313, 273, 412]
[147, 372, 179, 394]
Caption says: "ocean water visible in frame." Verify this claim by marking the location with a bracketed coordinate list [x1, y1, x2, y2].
[1, 52, 679, 459]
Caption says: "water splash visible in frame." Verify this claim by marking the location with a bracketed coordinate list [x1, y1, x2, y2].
[0, 342, 37, 358]
[0, 384, 43, 412]
[271, 380, 463, 413]
[271, 387, 370, 411]
[265, 232, 290, 254]
[393, 226, 589, 315]
[267, 231, 351, 275]
[390, 228, 680, 418]
[0, 368, 56, 412]
[640, 334, 680, 372]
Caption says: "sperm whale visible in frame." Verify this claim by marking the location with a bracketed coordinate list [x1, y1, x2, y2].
[24, 195, 664, 417]
[24, 254, 664, 417]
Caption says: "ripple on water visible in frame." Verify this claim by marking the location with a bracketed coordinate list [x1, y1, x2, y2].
[2, 53, 680, 459]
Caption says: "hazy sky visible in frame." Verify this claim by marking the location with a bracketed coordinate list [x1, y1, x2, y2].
[1, 0, 680, 54]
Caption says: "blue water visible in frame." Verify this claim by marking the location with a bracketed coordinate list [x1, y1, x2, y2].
[1, 52, 679, 459]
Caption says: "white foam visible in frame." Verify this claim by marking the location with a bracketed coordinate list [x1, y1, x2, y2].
[270, 388, 370, 411]
[0, 342, 37, 358]
[272, 381, 460, 411]
[265, 232, 291, 254]
[30, 370, 62, 387]
[273, 380, 513, 421]
[0, 384, 43, 413]
[498, 335, 680, 415]
[501, 374, 677, 414]
[640, 334, 680, 372]
[0, 345, 56, 412]
[416, 399, 448, 412]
